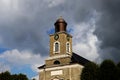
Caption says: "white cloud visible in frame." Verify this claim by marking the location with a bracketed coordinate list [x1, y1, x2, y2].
[0, 49, 46, 72]
[73, 20, 100, 62]
[44, 0, 65, 8]
[0, 0, 19, 14]
[0, 0, 18, 8]
[0, 0, 37, 23]
[0, 62, 10, 73]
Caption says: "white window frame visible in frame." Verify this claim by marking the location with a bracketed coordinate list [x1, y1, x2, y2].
[66, 42, 70, 53]
[53, 41, 60, 53]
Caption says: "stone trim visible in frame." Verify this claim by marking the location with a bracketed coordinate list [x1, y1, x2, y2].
[49, 32, 72, 38]
[46, 54, 71, 60]
[39, 64, 84, 72]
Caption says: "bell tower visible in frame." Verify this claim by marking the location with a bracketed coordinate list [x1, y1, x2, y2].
[38, 17, 90, 80]
[46, 17, 72, 67]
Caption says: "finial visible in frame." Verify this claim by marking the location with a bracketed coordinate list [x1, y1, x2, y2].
[59, 16, 63, 19]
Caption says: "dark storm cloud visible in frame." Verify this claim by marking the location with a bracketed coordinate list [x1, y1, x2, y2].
[94, 0, 120, 48]
[0, 0, 55, 56]
[0, 0, 77, 56]
[0, 16, 48, 56]
[0, 0, 120, 62]
[63, 0, 120, 62]
[93, 0, 120, 62]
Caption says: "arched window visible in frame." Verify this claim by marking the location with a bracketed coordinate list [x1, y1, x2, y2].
[66, 42, 70, 53]
[55, 43, 59, 52]
[54, 41, 60, 53]
[54, 60, 60, 64]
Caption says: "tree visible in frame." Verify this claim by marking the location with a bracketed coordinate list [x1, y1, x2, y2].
[99, 60, 117, 80]
[0, 71, 11, 80]
[0, 71, 28, 80]
[17, 73, 28, 80]
[11, 74, 18, 80]
[81, 62, 99, 80]
[117, 62, 120, 80]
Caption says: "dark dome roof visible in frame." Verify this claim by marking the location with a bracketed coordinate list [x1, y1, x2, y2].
[54, 17, 67, 33]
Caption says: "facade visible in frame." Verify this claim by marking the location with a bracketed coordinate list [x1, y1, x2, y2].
[38, 17, 90, 80]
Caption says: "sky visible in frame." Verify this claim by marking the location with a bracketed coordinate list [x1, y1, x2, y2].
[0, 0, 120, 79]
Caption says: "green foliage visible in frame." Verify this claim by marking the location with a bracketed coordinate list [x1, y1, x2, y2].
[81, 60, 120, 80]
[117, 62, 120, 80]
[0, 71, 28, 80]
[81, 62, 99, 80]
[117, 62, 120, 68]
[99, 60, 117, 80]
[0, 71, 11, 80]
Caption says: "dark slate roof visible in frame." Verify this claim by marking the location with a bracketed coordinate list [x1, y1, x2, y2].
[71, 52, 90, 65]
[38, 52, 90, 69]
[38, 64, 45, 69]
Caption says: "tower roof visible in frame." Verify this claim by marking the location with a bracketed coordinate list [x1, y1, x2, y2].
[54, 17, 67, 33]
[55, 16, 67, 23]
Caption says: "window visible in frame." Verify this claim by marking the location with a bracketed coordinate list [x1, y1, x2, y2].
[54, 60, 60, 64]
[66, 42, 70, 53]
[54, 41, 60, 53]
[55, 43, 59, 52]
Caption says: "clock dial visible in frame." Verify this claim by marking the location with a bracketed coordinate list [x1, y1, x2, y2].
[54, 34, 59, 40]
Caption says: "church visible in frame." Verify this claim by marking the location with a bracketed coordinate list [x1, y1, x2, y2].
[38, 17, 90, 80]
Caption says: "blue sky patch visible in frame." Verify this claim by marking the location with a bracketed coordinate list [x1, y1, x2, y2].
[11, 65, 37, 79]
[47, 28, 73, 35]
[47, 28, 55, 34]
[0, 48, 9, 53]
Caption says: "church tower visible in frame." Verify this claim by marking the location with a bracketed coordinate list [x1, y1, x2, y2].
[38, 17, 90, 80]
[46, 17, 72, 67]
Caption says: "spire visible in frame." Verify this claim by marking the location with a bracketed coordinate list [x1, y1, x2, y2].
[54, 16, 67, 33]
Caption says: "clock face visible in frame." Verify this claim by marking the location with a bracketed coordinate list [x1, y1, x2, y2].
[66, 35, 70, 41]
[54, 34, 59, 40]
